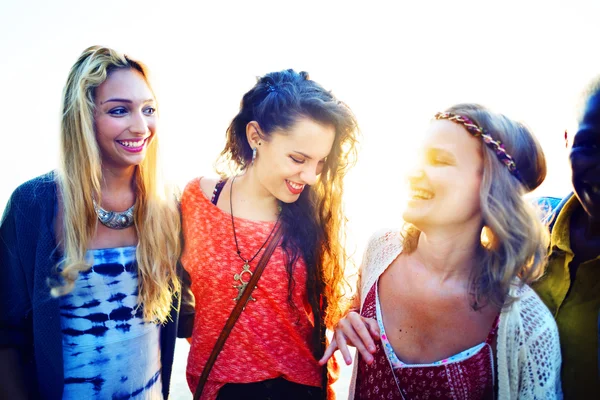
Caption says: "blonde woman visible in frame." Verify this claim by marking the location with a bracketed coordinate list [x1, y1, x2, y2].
[320, 104, 562, 399]
[0, 46, 194, 399]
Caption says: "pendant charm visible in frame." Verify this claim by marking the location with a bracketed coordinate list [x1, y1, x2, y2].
[233, 262, 257, 304]
[93, 198, 135, 230]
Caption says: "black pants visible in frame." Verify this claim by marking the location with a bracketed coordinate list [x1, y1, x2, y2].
[216, 378, 323, 400]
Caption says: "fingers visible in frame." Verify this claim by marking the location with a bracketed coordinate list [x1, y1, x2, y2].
[334, 329, 353, 365]
[343, 314, 377, 364]
[364, 317, 381, 340]
[318, 313, 381, 367]
[318, 337, 338, 366]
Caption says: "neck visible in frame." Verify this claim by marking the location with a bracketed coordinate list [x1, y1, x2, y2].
[414, 221, 482, 283]
[577, 206, 600, 238]
[99, 165, 136, 207]
[587, 222, 600, 237]
[233, 166, 280, 217]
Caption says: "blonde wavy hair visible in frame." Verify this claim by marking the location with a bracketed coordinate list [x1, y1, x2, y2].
[402, 104, 549, 310]
[52, 46, 181, 323]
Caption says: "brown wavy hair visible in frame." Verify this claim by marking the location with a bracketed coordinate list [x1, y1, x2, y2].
[217, 69, 359, 355]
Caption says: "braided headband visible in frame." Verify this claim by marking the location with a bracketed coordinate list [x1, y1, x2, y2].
[434, 112, 523, 182]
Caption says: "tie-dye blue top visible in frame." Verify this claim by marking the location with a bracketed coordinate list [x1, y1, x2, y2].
[59, 246, 162, 399]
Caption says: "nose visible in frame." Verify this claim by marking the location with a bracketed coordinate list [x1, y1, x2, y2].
[129, 110, 150, 135]
[300, 165, 318, 186]
[406, 167, 426, 184]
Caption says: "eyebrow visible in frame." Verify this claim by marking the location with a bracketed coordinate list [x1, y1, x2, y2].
[427, 147, 457, 159]
[293, 151, 313, 160]
[101, 98, 155, 105]
[292, 151, 330, 162]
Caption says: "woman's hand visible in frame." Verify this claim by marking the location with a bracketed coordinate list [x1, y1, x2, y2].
[318, 311, 380, 366]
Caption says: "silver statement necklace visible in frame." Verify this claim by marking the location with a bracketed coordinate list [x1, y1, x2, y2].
[93, 198, 135, 230]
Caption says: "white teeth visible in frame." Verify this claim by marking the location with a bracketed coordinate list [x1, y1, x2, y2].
[410, 189, 434, 200]
[287, 181, 304, 190]
[119, 139, 144, 147]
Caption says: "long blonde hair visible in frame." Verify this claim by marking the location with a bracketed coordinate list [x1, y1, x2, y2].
[52, 46, 181, 323]
[403, 104, 549, 310]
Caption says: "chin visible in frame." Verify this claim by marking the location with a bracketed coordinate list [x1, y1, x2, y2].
[268, 187, 295, 204]
[279, 193, 301, 204]
[402, 209, 425, 227]
[573, 187, 600, 221]
[123, 160, 145, 169]
[579, 199, 600, 222]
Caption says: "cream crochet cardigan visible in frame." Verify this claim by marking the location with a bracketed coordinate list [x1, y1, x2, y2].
[347, 230, 563, 399]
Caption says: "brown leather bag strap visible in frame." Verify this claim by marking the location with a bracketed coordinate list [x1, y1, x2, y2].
[193, 224, 283, 400]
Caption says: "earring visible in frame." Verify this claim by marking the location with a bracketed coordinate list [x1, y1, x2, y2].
[251, 147, 257, 163]
[564, 130, 568, 148]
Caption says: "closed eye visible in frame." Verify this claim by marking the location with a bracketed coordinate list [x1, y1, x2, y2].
[425, 148, 455, 166]
[290, 155, 305, 164]
[427, 154, 453, 165]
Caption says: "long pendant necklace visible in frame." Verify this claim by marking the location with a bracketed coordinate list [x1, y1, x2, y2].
[92, 198, 135, 230]
[230, 175, 281, 302]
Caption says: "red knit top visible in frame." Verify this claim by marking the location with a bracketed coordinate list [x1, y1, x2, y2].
[181, 177, 322, 400]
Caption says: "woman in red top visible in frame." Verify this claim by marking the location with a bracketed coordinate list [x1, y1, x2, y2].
[181, 69, 358, 399]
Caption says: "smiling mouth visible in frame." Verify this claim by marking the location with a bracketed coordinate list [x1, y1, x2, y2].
[116, 138, 149, 153]
[286, 180, 305, 194]
[117, 138, 147, 148]
[409, 188, 434, 200]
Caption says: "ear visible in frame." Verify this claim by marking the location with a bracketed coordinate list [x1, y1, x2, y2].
[246, 121, 264, 149]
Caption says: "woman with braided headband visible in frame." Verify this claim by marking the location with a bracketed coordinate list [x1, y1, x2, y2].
[320, 104, 562, 399]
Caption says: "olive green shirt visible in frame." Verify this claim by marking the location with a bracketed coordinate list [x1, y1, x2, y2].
[533, 195, 600, 399]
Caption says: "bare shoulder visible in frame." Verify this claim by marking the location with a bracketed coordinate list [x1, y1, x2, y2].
[180, 175, 223, 199]
[198, 176, 222, 199]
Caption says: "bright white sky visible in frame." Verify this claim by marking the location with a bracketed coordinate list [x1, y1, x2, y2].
[1, 0, 599, 256]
